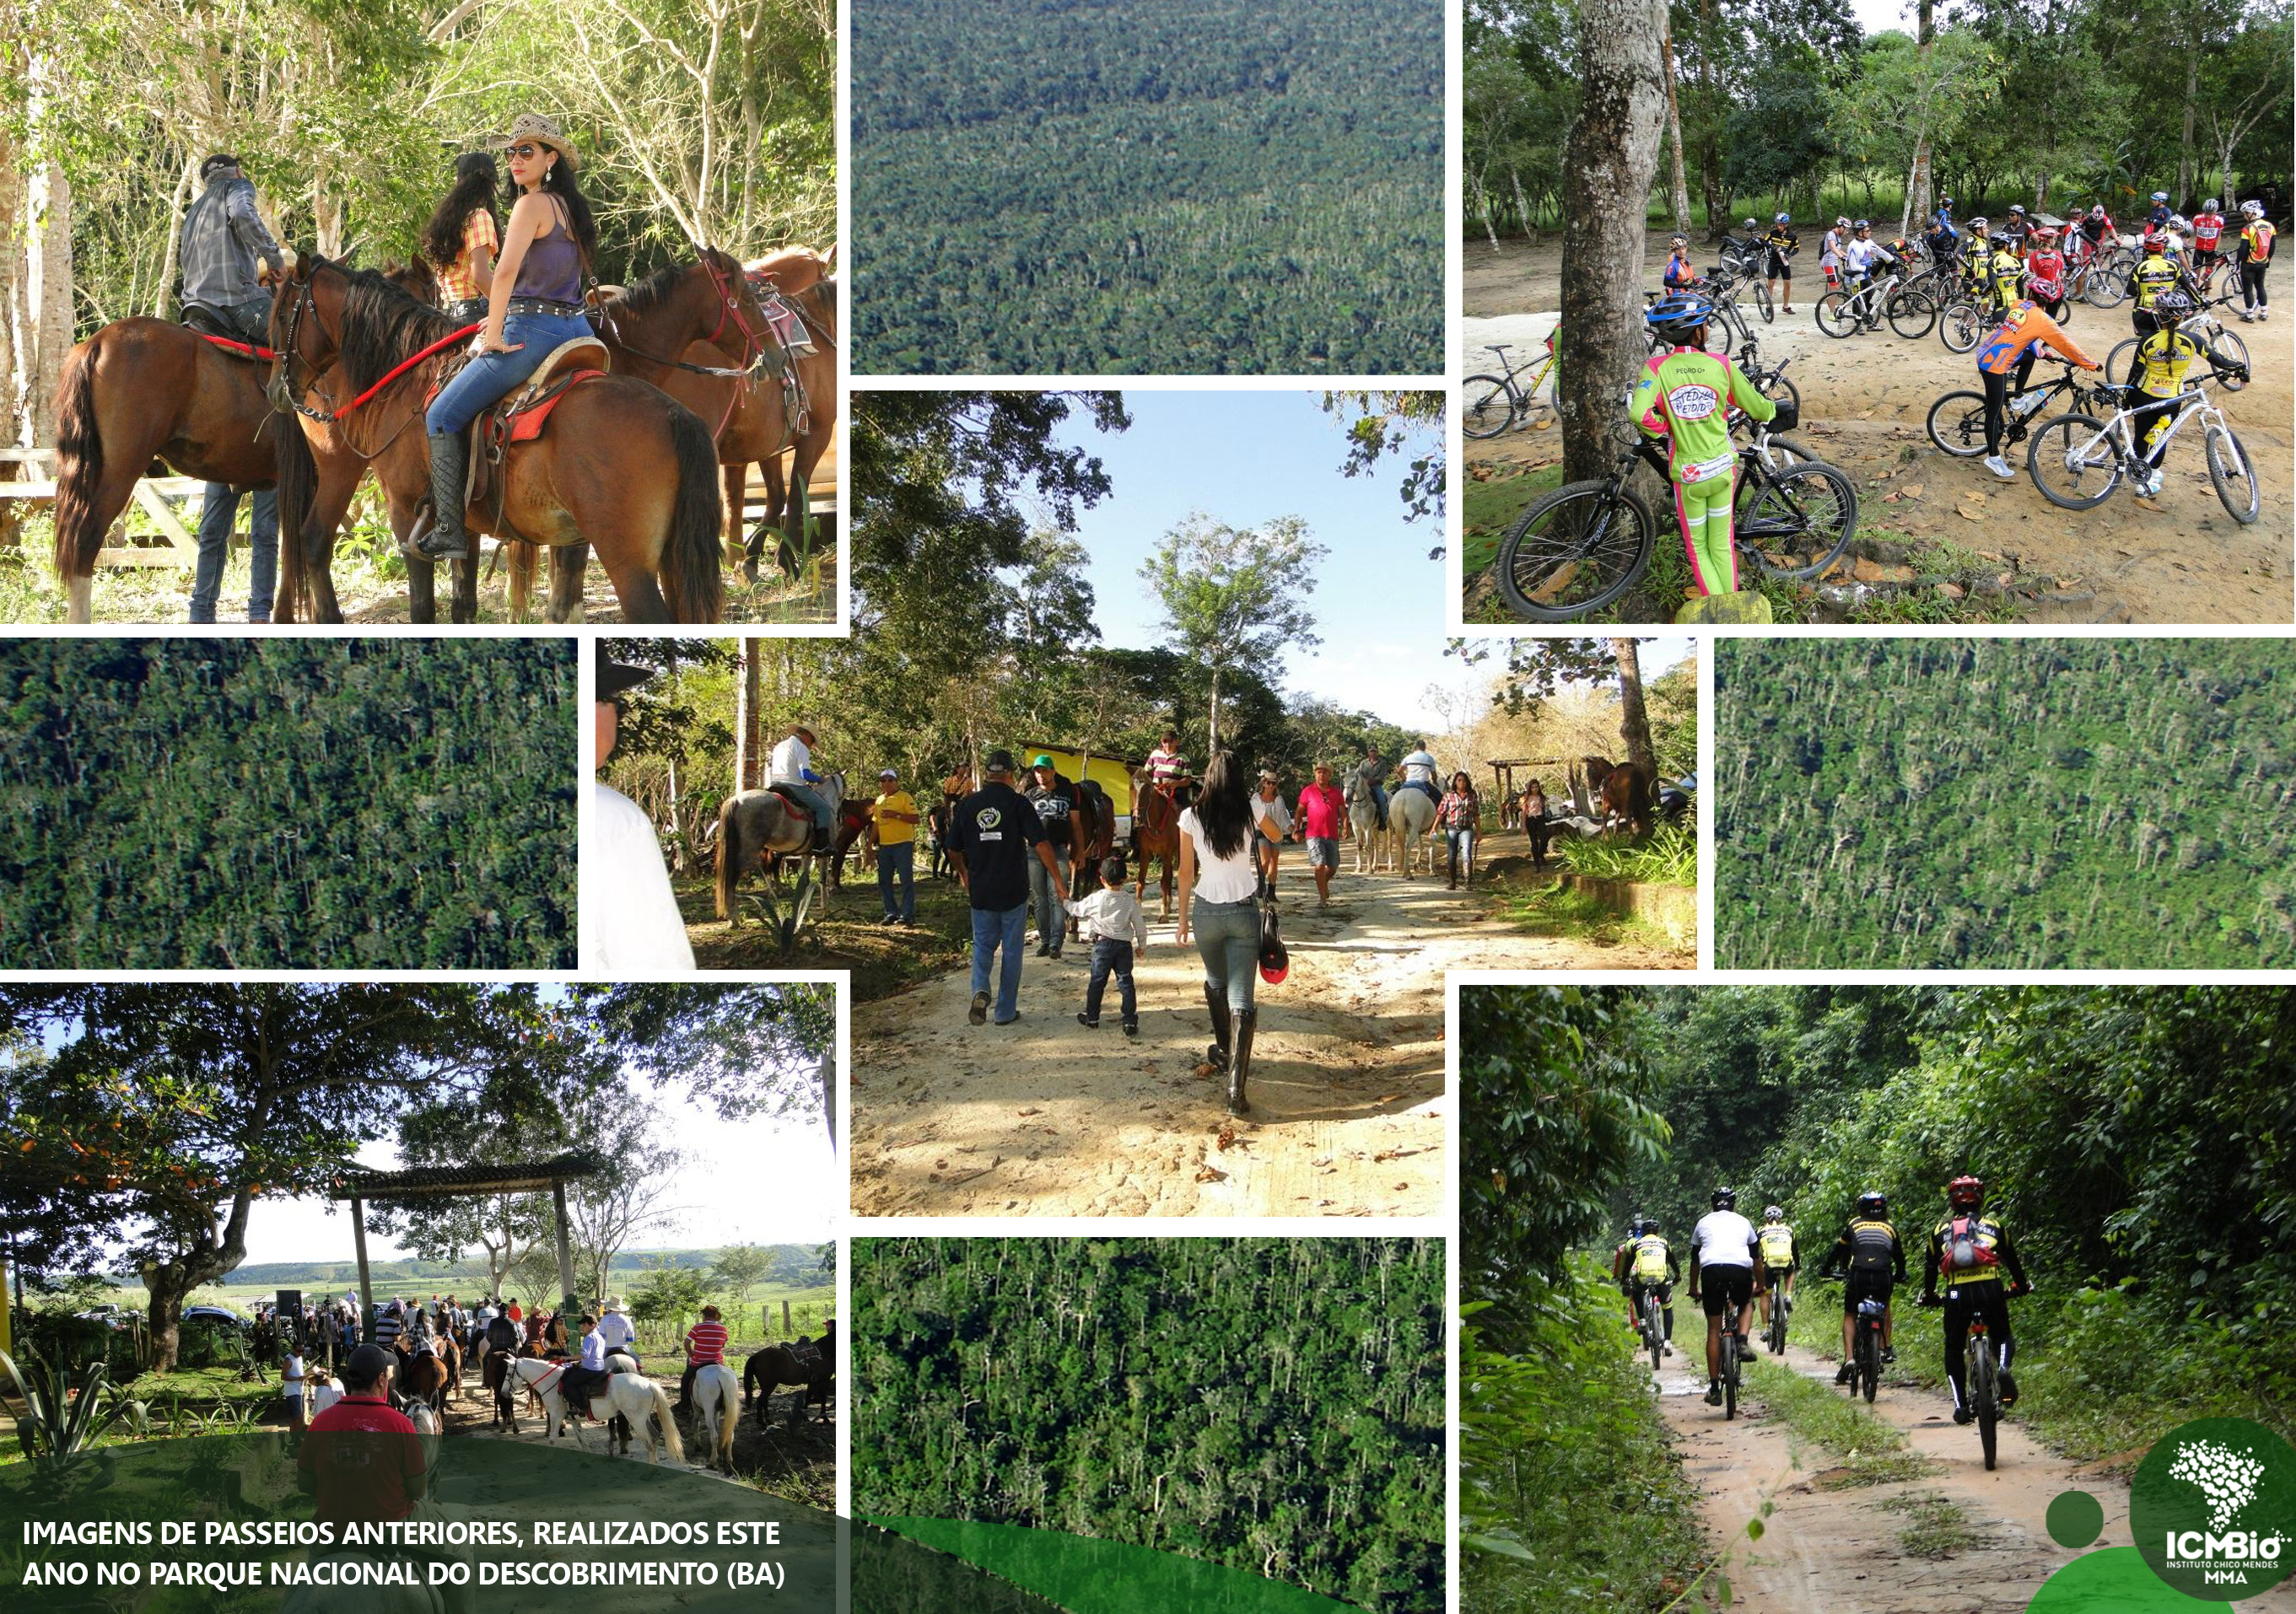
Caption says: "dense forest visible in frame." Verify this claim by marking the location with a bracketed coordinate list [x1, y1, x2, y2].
[1462, 984, 2296, 1611]
[1716, 639, 2296, 969]
[0, 640, 574, 969]
[852, 1237, 1443, 1612]
[850, 0, 1442, 374]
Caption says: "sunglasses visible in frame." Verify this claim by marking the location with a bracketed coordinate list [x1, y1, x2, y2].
[507, 143, 548, 160]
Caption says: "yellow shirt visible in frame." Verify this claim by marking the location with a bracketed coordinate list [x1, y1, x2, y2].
[872, 789, 918, 847]
[435, 209, 498, 305]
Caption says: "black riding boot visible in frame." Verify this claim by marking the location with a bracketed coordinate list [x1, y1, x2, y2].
[416, 432, 470, 560]
[1228, 1006, 1256, 1116]
[1202, 982, 1232, 1071]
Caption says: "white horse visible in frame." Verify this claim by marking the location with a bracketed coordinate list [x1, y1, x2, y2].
[506, 1353, 685, 1464]
[1391, 784, 1437, 879]
[714, 770, 847, 927]
[690, 1362, 743, 1474]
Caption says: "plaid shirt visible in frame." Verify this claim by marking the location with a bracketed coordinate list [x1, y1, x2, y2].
[180, 175, 283, 310]
[436, 209, 499, 305]
[1436, 790, 1479, 831]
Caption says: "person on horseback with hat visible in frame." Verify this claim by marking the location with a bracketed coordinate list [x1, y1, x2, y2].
[417, 112, 600, 562]
[585, 643, 696, 971]
[1144, 730, 1195, 810]
[769, 723, 837, 853]
[596, 1296, 639, 1365]
[558, 1315, 610, 1416]
[180, 153, 286, 626]
[1351, 743, 1390, 832]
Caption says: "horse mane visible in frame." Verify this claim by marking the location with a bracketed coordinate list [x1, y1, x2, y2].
[615, 258, 689, 318]
[326, 257, 464, 395]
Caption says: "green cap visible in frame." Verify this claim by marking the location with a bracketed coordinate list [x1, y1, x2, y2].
[1032, 754, 1054, 768]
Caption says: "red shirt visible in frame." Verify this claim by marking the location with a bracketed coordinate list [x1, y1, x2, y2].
[683, 1321, 730, 1364]
[2024, 250, 2067, 294]
[298, 1396, 423, 1533]
[2194, 212, 2224, 250]
[1296, 783, 1346, 841]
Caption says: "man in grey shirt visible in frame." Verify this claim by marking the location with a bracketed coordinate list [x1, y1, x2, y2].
[179, 153, 284, 625]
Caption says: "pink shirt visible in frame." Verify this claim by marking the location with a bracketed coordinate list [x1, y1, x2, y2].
[1296, 783, 1346, 840]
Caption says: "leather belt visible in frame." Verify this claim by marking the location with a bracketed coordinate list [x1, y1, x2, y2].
[505, 296, 584, 318]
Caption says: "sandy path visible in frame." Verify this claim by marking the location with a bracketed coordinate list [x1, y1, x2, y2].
[849, 858, 1684, 1219]
[1462, 231, 2293, 624]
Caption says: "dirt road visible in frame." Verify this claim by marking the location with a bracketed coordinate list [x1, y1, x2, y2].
[849, 858, 1686, 1219]
[1463, 231, 2293, 625]
[1660, 1340, 2184, 1613]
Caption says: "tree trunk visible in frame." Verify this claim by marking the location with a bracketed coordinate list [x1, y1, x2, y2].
[1557, 0, 1669, 485]
[2178, 25, 2200, 204]
[24, 152, 72, 451]
[1479, 186, 1501, 252]
[736, 638, 763, 791]
[1208, 666, 1222, 753]
[1509, 167, 1534, 238]
[1905, 0, 1936, 237]
[1660, 24, 1693, 234]
[1611, 638, 1657, 773]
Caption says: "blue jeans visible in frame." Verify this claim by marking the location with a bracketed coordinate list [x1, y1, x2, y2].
[190, 484, 277, 623]
[1029, 850, 1070, 953]
[1084, 938, 1136, 1027]
[1192, 896, 1258, 1017]
[770, 781, 833, 838]
[1446, 827, 1476, 876]
[424, 310, 599, 435]
[876, 842, 915, 921]
[969, 902, 1027, 1023]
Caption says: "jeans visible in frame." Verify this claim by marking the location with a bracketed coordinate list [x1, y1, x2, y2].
[1028, 850, 1070, 953]
[424, 309, 600, 436]
[1083, 937, 1136, 1026]
[1192, 896, 1258, 1017]
[876, 841, 915, 920]
[1446, 827, 1476, 876]
[969, 902, 1027, 1022]
[770, 781, 833, 838]
[188, 297, 277, 625]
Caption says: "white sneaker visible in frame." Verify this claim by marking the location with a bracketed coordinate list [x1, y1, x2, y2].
[2141, 471, 2164, 498]
[1983, 455, 2016, 481]
[2259, 308, 2271, 321]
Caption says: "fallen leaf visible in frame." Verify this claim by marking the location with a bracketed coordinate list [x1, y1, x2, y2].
[1194, 1165, 1226, 1183]
[1900, 483, 1923, 498]
[1958, 508, 1983, 521]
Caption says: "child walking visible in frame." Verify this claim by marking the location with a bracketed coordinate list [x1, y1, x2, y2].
[1070, 855, 1149, 1036]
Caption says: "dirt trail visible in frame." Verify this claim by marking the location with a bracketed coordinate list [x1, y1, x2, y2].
[1462, 231, 2293, 625]
[1657, 1340, 2256, 1613]
[849, 859, 1685, 1219]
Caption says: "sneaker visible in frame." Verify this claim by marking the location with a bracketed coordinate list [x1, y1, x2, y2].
[1882, 1348, 1896, 1365]
[2142, 471, 2164, 498]
[968, 992, 989, 1026]
[1999, 1370, 2018, 1407]
[1983, 455, 2016, 481]
[2259, 308, 2271, 321]
[994, 1014, 1021, 1026]
[1034, 944, 1052, 958]
[1122, 1022, 1139, 1037]
[1077, 1014, 1098, 1030]
[1705, 1384, 1722, 1406]
[1663, 1342, 1674, 1358]
[1835, 1363, 1855, 1385]
[1953, 1406, 1974, 1426]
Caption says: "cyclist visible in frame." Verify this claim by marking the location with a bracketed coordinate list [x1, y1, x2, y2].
[1821, 1191, 1906, 1383]
[1662, 234, 1700, 293]
[2024, 225, 2071, 320]
[1985, 229, 2027, 315]
[1918, 1175, 2030, 1424]
[2126, 289, 2245, 498]
[1630, 294, 1781, 601]
[1971, 296, 2101, 482]
[1820, 217, 1851, 289]
[1754, 1206, 1798, 1340]
[2191, 199, 2227, 279]
[1923, 209, 1960, 273]
[1936, 194, 1956, 226]
[2001, 203, 2031, 256]
[2146, 191, 2173, 232]
[1688, 1186, 1762, 1407]
[1959, 217, 1994, 295]
[1762, 213, 1799, 315]
[1613, 1216, 1679, 1358]
[2236, 201, 2275, 322]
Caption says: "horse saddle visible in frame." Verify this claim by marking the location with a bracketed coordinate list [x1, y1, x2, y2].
[424, 336, 610, 533]
[747, 281, 817, 358]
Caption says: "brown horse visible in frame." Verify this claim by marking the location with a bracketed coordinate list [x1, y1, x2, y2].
[742, 1335, 834, 1427]
[1131, 770, 1183, 917]
[394, 1342, 452, 1413]
[1064, 777, 1118, 940]
[266, 254, 724, 623]
[746, 242, 837, 296]
[1584, 755, 1655, 837]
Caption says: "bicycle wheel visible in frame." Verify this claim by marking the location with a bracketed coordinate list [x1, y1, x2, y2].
[1753, 279, 1774, 324]
[1739, 461, 1857, 580]
[2027, 414, 2122, 509]
[1814, 291, 1860, 337]
[1462, 374, 1517, 440]
[1493, 480, 1657, 621]
[2202, 327, 2251, 390]
[1645, 1295, 1663, 1374]
[1754, 435, 1817, 469]
[1971, 1339, 1999, 1471]
[2087, 256, 2132, 308]
[1722, 1332, 1738, 1421]
[1888, 288, 1938, 339]
[1939, 299, 1986, 353]
[2105, 337, 2140, 390]
[1926, 389, 1991, 457]
[1750, 369, 1800, 413]
[1861, 1326, 1879, 1404]
[2207, 422, 2261, 525]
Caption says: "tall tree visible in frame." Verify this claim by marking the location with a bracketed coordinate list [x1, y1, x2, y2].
[1609, 638, 1657, 773]
[736, 638, 764, 792]
[1660, 23, 1694, 234]
[1138, 514, 1328, 752]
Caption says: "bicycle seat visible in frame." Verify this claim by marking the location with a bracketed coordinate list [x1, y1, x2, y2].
[1488, 342, 1513, 356]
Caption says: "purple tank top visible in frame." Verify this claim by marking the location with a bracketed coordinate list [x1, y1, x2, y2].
[514, 204, 584, 304]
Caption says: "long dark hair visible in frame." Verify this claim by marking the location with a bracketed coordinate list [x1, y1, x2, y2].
[1194, 750, 1252, 861]
[533, 159, 599, 271]
[420, 152, 500, 270]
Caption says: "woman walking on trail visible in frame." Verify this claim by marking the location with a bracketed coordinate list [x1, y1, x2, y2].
[1176, 751, 1275, 1116]
[422, 152, 502, 322]
[1436, 772, 1480, 889]
[1523, 778, 1552, 869]
[417, 112, 600, 562]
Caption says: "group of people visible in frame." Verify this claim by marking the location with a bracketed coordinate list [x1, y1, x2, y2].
[1616, 1176, 2030, 1423]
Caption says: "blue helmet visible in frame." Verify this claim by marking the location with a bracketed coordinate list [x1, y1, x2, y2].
[1645, 293, 1714, 342]
[1775, 212, 1791, 224]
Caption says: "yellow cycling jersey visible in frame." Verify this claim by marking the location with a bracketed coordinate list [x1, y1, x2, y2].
[2132, 254, 2180, 309]
[2136, 328, 2204, 396]
[1933, 1212, 2009, 1281]
[1630, 1234, 1671, 1281]
[1757, 1223, 1796, 1266]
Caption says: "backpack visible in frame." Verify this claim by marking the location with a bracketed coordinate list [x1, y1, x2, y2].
[1944, 1214, 2000, 1272]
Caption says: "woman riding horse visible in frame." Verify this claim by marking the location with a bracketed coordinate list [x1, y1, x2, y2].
[421, 152, 502, 325]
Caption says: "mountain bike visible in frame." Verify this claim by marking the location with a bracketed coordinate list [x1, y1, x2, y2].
[2027, 364, 2259, 524]
[1733, 341, 1800, 414]
[1923, 1284, 2026, 1471]
[1938, 288, 2015, 353]
[1645, 286, 1751, 355]
[1924, 358, 2115, 459]
[1816, 266, 1936, 338]
[1849, 1296, 1886, 1404]
[1463, 341, 1555, 439]
[1632, 1278, 1667, 1375]
[1720, 1315, 1748, 1420]
[2104, 299, 2251, 395]
[1764, 1276, 1792, 1355]
[1492, 415, 1858, 621]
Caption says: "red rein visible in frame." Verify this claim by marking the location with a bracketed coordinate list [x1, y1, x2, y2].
[319, 322, 482, 420]
[197, 333, 278, 361]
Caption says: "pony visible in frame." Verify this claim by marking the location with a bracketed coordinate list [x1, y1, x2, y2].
[1345, 780, 1388, 875]
[504, 1353, 683, 1463]
[713, 773, 848, 924]
[689, 1362, 743, 1474]
[1584, 755, 1656, 837]
[1390, 784, 1438, 879]
[742, 1337, 834, 1427]
[265, 254, 725, 624]
[1129, 771, 1184, 917]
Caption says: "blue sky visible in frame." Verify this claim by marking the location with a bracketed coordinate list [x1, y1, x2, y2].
[1038, 390, 1688, 729]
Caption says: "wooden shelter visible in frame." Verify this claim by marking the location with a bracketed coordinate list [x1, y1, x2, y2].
[1486, 757, 1598, 825]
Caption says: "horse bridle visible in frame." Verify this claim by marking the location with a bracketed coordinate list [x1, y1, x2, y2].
[594, 248, 771, 382]
[265, 277, 331, 423]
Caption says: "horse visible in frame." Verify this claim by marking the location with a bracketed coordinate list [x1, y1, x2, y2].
[713, 772, 848, 925]
[1584, 755, 1656, 837]
[746, 242, 837, 296]
[482, 1347, 521, 1431]
[1064, 777, 1118, 940]
[689, 1362, 743, 1474]
[1345, 780, 1388, 874]
[742, 1337, 834, 1428]
[393, 1341, 452, 1414]
[1130, 771, 1184, 917]
[504, 1353, 683, 1463]
[265, 254, 725, 624]
[1391, 783, 1438, 879]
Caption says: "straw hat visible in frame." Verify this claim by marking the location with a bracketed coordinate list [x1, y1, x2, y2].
[491, 112, 577, 173]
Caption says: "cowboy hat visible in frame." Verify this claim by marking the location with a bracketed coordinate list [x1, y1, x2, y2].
[490, 112, 578, 172]
[595, 643, 652, 701]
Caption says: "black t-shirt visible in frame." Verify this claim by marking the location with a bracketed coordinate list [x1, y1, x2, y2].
[950, 782, 1047, 911]
[1027, 781, 1077, 853]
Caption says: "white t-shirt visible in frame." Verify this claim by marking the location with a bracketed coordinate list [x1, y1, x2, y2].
[309, 1380, 342, 1417]
[1399, 751, 1438, 785]
[1179, 807, 1261, 903]
[1251, 794, 1291, 837]
[768, 733, 811, 787]
[581, 783, 697, 972]
[1692, 1209, 1759, 1270]
[1846, 237, 1887, 273]
[596, 1310, 638, 1352]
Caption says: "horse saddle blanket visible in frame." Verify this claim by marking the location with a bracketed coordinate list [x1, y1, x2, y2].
[747, 282, 817, 357]
[786, 1339, 825, 1374]
[424, 336, 609, 522]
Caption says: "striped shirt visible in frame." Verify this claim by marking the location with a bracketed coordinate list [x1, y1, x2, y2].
[683, 1321, 730, 1365]
[180, 175, 283, 310]
[436, 209, 498, 305]
[1145, 748, 1187, 786]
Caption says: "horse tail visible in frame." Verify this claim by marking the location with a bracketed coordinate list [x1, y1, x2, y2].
[659, 402, 725, 623]
[714, 795, 741, 919]
[272, 400, 318, 622]
[50, 342, 105, 583]
[647, 1382, 685, 1463]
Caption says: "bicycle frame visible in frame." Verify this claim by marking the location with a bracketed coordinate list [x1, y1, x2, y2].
[2074, 382, 2224, 474]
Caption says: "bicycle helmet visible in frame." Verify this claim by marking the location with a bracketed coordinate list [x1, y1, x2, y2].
[2153, 288, 2193, 325]
[1627, 1217, 1647, 1239]
[2205, 197, 2222, 213]
[1857, 1191, 1887, 1219]
[1644, 293, 1712, 344]
[2151, 190, 2169, 202]
[1712, 1186, 1738, 1211]
[1764, 1205, 1785, 1222]
[1946, 1175, 1985, 1210]
[1743, 217, 1758, 230]
[2243, 200, 2266, 218]
[2008, 204, 2027, 217]
[1670, 234, 1688, 249]
[2142, 228, 2166, 251]
[1776, 212, 1791, 224]
[1970, 216, 1989, 230]
[1835, 215, 1850, 229]
[2170, 213, 2191, 233]
[1939, 195, 1954, 207]
[1853, 218, 1871, 231]
[2089, 203, 2107, 220]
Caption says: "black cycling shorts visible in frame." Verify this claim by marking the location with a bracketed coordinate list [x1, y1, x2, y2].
[1699, 1264, 1755, 1315]
[1842, 1268, 1894, 1315]
[1765, 250, 1792, 280]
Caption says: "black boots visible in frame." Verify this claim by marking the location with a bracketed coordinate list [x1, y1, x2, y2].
[1229, 1006, 1255, 1116]
[417, 432, 470, 560]
[1202, 982, 1232, 1071]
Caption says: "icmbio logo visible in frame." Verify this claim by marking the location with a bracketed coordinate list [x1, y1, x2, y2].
[2132, 1419, 2296, 1599]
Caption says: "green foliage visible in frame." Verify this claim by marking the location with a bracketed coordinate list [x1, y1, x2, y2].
[1, 1348, 127, 1485]
[1744, 1356, 1929, 1486]
[1717, 639, 2296, 968]
[1138, 514, 1328, 750]
[628, 1258, 713, 1325]
[853, 1238, 1442, 1613]
[1558, 824, 1697, 886]
[0, 640, 574, 969]
[850, 0, 1442, 373]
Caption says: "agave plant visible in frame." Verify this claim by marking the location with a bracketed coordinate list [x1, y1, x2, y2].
[0, 1347, 127, 1482]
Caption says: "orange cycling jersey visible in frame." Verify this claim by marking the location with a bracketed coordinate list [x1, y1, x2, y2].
[1975, 303, 2098, 376]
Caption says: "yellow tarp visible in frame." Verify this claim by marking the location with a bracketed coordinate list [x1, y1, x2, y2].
[1021, 745, 1135, 815]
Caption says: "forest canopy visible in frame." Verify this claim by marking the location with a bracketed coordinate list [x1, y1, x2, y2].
[0, 639, 574, 969]
[851, 1237, 1443, 1613]
[1716, 638, 2296, 968]
[850, 0, 1442, 374]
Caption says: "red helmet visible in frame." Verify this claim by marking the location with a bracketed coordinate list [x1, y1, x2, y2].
[2033, 225, 2058, 243]
[2142, 228, 2166, 251]
[1947, 1175, 1985, 1210]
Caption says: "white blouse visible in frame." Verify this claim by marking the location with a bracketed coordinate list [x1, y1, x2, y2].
[1181, 807, 1261, 904]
